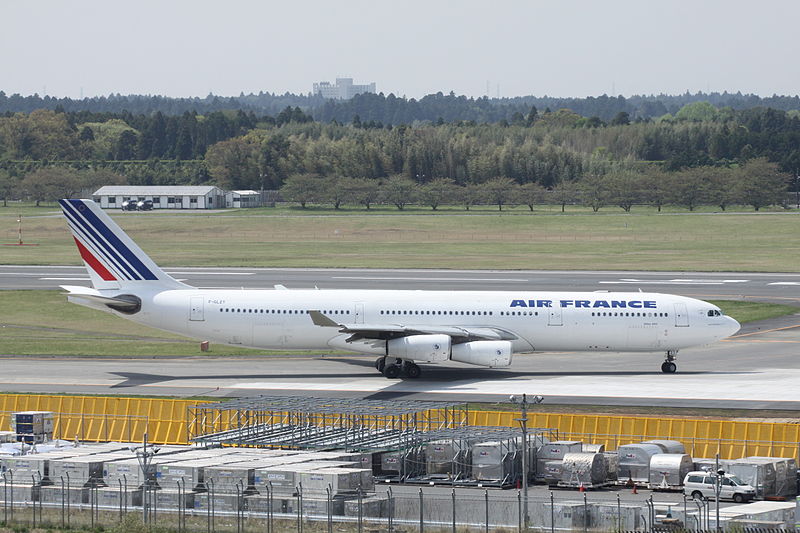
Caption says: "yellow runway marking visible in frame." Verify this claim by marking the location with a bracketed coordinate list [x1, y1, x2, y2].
[728, 324, 800, 339]
[722, 339, 800, 344]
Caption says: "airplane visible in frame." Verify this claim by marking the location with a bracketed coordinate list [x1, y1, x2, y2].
[58, 199, 741, 378]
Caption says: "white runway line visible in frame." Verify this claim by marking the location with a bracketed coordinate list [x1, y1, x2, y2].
[165, 272, 254, 275]
[600, 279, 750, 285]
[332, 276, 530, 282]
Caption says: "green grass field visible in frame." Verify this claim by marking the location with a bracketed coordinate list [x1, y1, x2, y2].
[0, 291, 795, 357]
[1, 204, 799, 271]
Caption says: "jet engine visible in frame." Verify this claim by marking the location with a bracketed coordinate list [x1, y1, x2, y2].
[387, 334, 451, 363]
[450, 341, 512, 368]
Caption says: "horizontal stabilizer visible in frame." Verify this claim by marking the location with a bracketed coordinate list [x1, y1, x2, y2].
[60, 285, 141, 314]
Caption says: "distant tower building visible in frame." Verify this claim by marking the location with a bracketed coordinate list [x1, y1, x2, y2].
[313, 78, 376, 100]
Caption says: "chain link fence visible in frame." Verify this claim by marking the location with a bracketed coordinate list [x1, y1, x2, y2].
[3, 473, 795, 532]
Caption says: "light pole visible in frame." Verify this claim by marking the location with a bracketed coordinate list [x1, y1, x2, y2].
[714, 454, 722, 533]
[131, 433, 160, 524]
[511, 394, 543, 529]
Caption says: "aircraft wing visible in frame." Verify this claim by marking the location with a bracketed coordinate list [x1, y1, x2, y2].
[308, 310, 517, 342]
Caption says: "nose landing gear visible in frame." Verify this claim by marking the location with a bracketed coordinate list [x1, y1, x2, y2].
[375, 356, 421, 379]
[661, 350, 678, 373]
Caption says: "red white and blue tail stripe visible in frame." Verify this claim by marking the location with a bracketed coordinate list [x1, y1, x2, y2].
[60, 199, 186, 290]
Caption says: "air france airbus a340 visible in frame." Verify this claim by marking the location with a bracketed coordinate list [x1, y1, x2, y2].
[58, 199, 740, 378]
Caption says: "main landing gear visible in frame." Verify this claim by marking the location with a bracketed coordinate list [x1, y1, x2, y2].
[375, 356, 421, 379]
[661, 350, 678, 374]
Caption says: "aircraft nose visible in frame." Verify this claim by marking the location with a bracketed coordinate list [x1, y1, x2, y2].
[725, 316, 741, 338]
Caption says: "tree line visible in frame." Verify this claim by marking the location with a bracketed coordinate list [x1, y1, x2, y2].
[277, 158, 789, 212]
[0, 104, 797, 209]
[4, 89, 800, 123]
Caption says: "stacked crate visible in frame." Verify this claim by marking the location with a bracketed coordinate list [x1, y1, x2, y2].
[11, 411, 53, 443]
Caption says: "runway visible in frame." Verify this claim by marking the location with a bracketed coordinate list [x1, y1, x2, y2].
[1, 313, 798, 408]
[3, 265, 800, 303]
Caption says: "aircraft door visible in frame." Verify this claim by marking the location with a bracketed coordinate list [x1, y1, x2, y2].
[189, 296, 204, 321]
[354, 303, 365, 324]
[673, 303, 689, 327]
[548, 306, 563, 326]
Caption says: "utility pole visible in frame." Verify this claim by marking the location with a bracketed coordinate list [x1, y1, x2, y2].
[133, 433, 159, 524]
[714, 453, 721, 533]
[511, 394, 543, 529]
[518, 395, 529, 528]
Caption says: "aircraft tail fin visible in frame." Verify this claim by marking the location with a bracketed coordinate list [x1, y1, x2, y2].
[59, 199, 188, 290]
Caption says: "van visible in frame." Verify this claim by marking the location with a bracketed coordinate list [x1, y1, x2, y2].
[683, 471, 755, 503]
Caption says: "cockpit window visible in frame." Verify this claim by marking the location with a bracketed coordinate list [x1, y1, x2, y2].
[707, 309, 721, 317]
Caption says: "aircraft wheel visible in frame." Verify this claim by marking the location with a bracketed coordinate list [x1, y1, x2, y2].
[661, 362, 677, 373]
[375, 357, 386, 373]
[383, 364, 401, 379]
[403, 362, 421, 379]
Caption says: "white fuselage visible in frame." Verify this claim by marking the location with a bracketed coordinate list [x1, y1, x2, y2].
[79, 288, 740, 359]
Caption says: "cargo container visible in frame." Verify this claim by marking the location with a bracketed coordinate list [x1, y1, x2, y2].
[692, 457, 732, 473]
[543, 460, 563, 486]
[0, 483, 39, 504]
[345, 496, 387, 518]
[648, 453, 693, 489]
[642, 440, 685, 454]
[253, 466, 299, 496]
[39, 485, 89, 505]
[536, 441, 581, 480]
[471, 440, 519, 484]
[195, 492, 243, 512]
[49, 452, 133, 486]
[604, 452, 619, 481]
[728, 458, 777, 498]
[11, 411, 54, 434]
[378, 448, 423, 478]
[425, 439, 470, 478]
[582, 443, 605, 453]
[559, 452, 608, 488]
[746, 457, 797, 498]
[590, 503, 641, 531]
[548, 502, 589, 530]
[617, 443, 662, 483]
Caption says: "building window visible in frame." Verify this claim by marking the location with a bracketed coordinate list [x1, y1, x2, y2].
[108, 197, 116, 204]
[208, 197, 213, 205]
[190, 197, 198, 204]
[152, 197, 160, 204]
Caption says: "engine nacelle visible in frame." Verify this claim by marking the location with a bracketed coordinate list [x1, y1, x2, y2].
[451, 341, 512, 368]
[387, 334, 451, 363]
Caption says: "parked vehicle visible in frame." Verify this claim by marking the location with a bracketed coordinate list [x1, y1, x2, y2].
[683, 471, 756, 503]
